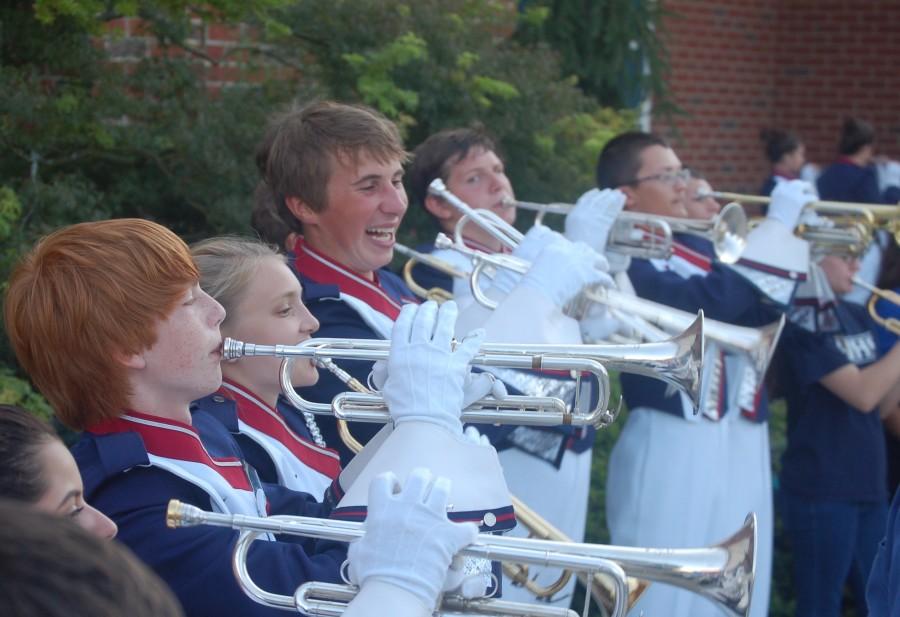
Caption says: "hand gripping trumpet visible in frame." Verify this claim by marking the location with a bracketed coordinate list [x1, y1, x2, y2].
[223, 319, 705, 425]
[508, 198, 749, 264]
[166, 499, 757, 617]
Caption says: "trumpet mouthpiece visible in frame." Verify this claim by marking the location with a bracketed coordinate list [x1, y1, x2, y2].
[166, 499, 208, 529]
[222, 338, 245, 360]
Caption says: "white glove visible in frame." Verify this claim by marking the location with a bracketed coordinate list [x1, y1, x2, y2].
[564, 188, 627, 254]
[347, 469, 479, 609]
[381, 301, 484, 434]
[520, 240, 613, 308]
[579, 302, 623, 343]
[877, 159, 900, 194]
[488, 225, 567, 297]
[370, 362, 507, 412]
[766, 179, 818, 230]
[512, 224, 566, 263]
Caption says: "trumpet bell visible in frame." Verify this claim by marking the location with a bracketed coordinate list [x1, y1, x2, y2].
[714, 202, 749, 264]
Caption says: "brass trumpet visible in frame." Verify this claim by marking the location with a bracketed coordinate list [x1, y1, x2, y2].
[707, 190, 900, 245]
[166, 499, 756, 617]
[223, 318, 705, 425]
[393, 243, 463, 303]
[854, 277, 900, 336]
[509, 198, 749, 264]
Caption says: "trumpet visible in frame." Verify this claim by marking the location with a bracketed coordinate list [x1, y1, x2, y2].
[294, 582, 580, 617]
[224, 318, 705, 424]
[393, 243, 464, 303]
[436, 237, 784, 379]
[509, 198, 749, 264]
[166, 499, 756, 617]
[706, 190, 900, 245]
[854, 277, 900, 336]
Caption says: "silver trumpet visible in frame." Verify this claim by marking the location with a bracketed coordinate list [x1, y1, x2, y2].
[510, 198, 749, 264]
[435, 238, 783, 380]
[223, 318, 704, 425]
[293, 582, 581, 617]
[166, 499, 756, 617]
[428, 178, 747, 264]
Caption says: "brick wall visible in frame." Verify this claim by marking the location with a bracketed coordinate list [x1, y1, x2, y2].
[655, 0, 900, 193]
[102, 17, 291, 94]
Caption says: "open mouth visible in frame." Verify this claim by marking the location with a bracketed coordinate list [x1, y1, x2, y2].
[366, 227, 396, 242]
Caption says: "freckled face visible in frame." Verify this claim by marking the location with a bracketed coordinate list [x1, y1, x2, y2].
[140, 283, 226, 405]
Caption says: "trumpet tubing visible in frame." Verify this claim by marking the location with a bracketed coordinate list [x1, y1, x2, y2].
[166, 500, 756, 617]
[854, 277, 900, 336]
[294, 582, 580, 617]
[584, 287, 785, 379]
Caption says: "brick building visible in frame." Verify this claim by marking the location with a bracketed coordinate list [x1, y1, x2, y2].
[655, 0, 900, 193]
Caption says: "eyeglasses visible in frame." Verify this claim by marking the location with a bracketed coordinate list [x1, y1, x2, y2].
[626, 169, 691, 186]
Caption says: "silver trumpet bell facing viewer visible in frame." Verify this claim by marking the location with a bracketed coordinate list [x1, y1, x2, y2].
[166, 499, 757, 617]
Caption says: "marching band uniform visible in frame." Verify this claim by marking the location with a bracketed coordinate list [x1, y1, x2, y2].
[73, 407, 346, 617]
[288, 236, 422, 464]
[194, 381, 342, 499]
[607, 231, 801, 617]
[777, 275, 889, 617]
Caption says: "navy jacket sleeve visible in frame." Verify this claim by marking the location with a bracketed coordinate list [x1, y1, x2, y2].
[627, 257, 780, 328]
[79, 454, 345, 617]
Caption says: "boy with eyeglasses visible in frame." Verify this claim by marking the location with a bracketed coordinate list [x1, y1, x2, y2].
[568, 131, 816, 617]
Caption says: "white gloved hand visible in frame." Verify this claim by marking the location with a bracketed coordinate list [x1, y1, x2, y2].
[370, 362, 506, 411]
[512, 224, 566, 263]
[766, 179, 818, 230]
[347, 469, 479, 609]
[579, 302, 623, 343]
[488, 225, 567, 297]
[381, 301, 484, 434]
[877, 159, 900, 194]
[519, 240, 613, 308]
[564, 188, 627, 253]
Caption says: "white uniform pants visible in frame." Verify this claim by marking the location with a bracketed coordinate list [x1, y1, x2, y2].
[606, 408, 772, 617]
[499, 446, 593, 607]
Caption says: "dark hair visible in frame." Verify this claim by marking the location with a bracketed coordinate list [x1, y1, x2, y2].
[407, 126, 499, 211]
[249, 182, 292, 252]
[595, 131, 669, 189]
[838, 117, 875, 156]
[255, 101, 408, 234]
[0, 405, 59, 502]
[760, 129, 802, 164]
[878, 241, 900, 290]
[0, 499, 184, 617]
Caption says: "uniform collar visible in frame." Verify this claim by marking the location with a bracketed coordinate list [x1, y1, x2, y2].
[293, 236, 405, 320]
[88, 410, 251, 491]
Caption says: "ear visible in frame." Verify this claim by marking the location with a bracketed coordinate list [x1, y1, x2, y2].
[285, 196, 319, 227]
[424, 194, 456, 223]
[117, 351, 146, 370]
[618, 185, 639, 210]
